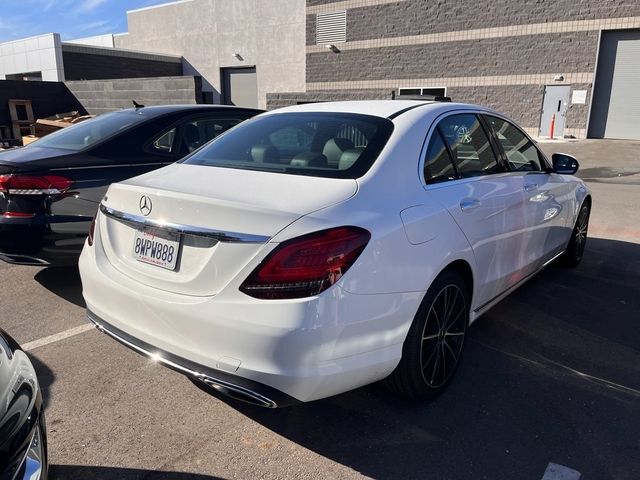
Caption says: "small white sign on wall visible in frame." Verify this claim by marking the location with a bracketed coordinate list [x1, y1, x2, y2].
[571, 90, 587, 104]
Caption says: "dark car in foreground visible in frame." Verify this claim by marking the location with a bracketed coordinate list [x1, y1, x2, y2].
[0, 328, 47, 480]
[0, 104, 262, 266]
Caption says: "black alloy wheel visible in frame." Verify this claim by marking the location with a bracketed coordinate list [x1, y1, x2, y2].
[561, 202, 590, 267]
[384, 270, 469, 399]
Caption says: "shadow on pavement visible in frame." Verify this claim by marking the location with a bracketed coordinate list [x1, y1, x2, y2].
[27, 354, 55, 410]
[50, 465, 226, 480]
[34, 266, 85, 308]
[215, 237, 640, 480]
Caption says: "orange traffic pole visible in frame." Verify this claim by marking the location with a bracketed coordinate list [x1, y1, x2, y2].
[549, 114, 556, 139]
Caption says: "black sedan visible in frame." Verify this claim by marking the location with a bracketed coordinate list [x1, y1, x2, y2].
[0, 328, 47, 480]
[0, 105, 261, 266]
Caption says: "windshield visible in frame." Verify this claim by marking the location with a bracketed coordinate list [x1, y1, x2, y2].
[182, 112, 394, 179]
[31, 111, 147, 151]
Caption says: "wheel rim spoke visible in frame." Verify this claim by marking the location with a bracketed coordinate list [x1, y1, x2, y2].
[420, 284, 468, 388]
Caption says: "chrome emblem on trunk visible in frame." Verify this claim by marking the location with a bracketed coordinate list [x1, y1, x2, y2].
[139, 195, 152, 216]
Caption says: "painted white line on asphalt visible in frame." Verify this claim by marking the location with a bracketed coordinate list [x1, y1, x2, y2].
[542, 463, 581, 480]
[22, 324, 94, 352]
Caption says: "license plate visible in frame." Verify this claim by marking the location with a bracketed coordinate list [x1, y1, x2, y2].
[133, 228, 181, 270]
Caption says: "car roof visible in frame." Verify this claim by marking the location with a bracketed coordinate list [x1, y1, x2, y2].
[114, 104, 264, 117]
[266, 100, 478, 119]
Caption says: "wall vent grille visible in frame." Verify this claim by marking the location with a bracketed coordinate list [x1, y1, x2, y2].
[316, 11, 347, 45]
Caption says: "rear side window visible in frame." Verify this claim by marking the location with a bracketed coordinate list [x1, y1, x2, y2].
[180, 117, 243, 154]
[484, 115, 544, 171]
[182, 112, 394, 179]
[438, 114, 499, 178]
[424, 131, 456, 183]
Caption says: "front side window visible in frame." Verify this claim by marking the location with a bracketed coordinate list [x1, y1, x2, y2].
[438, 114, 499, 178]
[182, 113, 394, 179]
[484, 116, 544, 172]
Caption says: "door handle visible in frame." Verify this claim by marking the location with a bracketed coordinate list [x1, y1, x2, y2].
[524, 183, 538, 192]
[460, 198, 481, 211]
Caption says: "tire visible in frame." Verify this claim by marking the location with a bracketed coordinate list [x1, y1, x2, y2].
[560, 201, 590, 268]
[384, 270, 470, 400]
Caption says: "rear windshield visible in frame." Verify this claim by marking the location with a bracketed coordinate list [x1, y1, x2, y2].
[31, 111, 147, 151]
[181, 112, 394, 178]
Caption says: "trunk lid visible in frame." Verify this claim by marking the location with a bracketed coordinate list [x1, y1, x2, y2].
[98, 163, 358, 296]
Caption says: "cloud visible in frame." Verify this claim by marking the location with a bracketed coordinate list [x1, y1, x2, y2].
[76, 0, 108, 13]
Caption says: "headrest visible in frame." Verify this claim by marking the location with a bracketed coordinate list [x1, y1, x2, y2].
[250, 145, 279, 163]
[322, 138, 355, 167]
[338, 147, 365, 170]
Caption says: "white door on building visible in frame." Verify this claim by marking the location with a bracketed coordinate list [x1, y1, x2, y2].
[589, 30, 640, 140]
[539, 85, 570, 138]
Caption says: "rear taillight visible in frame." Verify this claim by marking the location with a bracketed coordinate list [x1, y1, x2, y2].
[240, 226, 370, 299]
[87, 215, 97, 246]
[0, 174, 73, 195]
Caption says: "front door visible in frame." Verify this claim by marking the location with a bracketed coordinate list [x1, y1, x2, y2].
[539, 85, 570, 138]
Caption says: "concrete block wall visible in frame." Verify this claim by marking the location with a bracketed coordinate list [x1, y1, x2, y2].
[65, 76, 202, 115]
[299, 0, 640, 138]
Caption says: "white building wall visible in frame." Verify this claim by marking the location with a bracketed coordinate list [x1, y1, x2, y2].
[65, 34, 115, 48]
[114, 0, 305, 109]
[0, 33, 65, 81]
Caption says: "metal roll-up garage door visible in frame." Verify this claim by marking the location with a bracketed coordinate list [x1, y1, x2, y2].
[589, 30, 640, 139]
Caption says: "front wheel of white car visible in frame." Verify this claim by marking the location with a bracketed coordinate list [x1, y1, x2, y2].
[384, 270, 469, 400]
[560, 201, 590, 268]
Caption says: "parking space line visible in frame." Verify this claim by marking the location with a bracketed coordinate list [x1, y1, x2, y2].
[542, 463, 581, 480]
[22, 324, 94, 352]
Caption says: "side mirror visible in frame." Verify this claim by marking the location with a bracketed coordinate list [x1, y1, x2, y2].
[552, 153, 579, 175]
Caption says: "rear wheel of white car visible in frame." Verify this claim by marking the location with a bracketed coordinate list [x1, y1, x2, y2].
[384, 270, 469, 400]
[560, 202, 590, 267]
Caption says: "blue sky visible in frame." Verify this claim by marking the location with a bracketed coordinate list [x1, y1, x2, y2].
[0, 0, 172, 43]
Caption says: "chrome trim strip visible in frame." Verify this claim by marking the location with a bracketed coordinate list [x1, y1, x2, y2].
[474, 250, 564, 314]
[99, 203, 270, 243]
[87, 312, 277, 408]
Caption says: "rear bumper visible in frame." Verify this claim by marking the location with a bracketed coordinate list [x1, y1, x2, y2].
[80, 239, 422, 403]
[0, 221, 88, 266]
[87, 310, 297, 408]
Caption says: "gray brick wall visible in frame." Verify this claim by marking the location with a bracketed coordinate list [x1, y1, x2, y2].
[340, 0, 640, 43]
[62, 51, 182, 81]
[65, 76, 202, 115]
[307, 31, 598, 82]
[267, 89, 392, 109]
[267, 84, 591, 133]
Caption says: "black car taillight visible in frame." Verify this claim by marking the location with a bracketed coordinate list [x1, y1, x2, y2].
[240, 226, 370, 299]
[0, 174, 73, 195]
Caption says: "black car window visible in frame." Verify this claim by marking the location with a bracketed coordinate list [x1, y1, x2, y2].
[180, 118, 243, 154]
[484, 115, 544, 172]
[438, 114, 500, 178]
[424, 130, 457, 184]
[151, 127, 177, 154]
[32, 111, 146, 151]
[182, 112, 394, 179]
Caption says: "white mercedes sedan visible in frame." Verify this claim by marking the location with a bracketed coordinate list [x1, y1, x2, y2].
[79, 100, 591, 407]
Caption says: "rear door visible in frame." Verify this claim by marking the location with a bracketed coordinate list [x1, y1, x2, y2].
[421, 113, 529, 308]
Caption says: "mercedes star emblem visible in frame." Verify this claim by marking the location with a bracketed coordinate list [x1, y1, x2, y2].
[139, 195, 152, 216]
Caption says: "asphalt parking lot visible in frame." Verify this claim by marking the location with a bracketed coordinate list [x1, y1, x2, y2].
[1, 139, 639, 480]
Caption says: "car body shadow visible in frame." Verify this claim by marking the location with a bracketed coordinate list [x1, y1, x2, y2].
[211, 237, 640, 480]
[50, 465, 226, 480]
[27, 354, 55, 410]
[34, 266, 85, 308]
